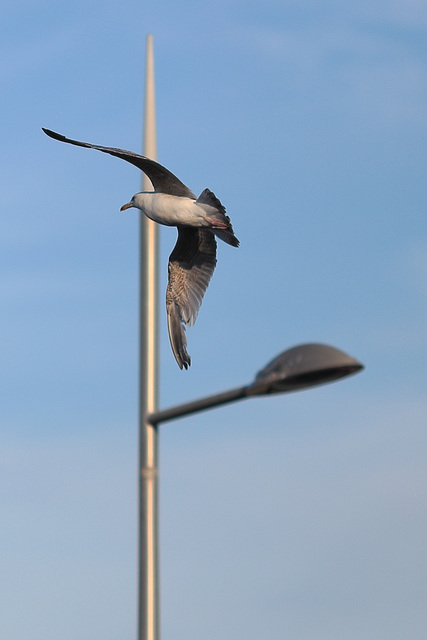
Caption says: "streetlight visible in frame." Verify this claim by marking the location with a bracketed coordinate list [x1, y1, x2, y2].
[142, 342, 363, 640]
[141, 340, 363, 640]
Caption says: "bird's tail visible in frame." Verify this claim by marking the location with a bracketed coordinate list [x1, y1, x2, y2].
[197, 188, 239, 247]
[213, 228, 239, 247]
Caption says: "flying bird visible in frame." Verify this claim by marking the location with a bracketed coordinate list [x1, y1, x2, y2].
[42, 128, 239, 369]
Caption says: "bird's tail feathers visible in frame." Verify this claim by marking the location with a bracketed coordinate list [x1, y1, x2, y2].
[197, 188, 239, 247]
[213, 229, 240, 247]
[167, 303, 191, 370]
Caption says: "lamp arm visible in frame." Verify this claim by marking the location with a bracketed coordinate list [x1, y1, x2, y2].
[146, 385, 249, 426]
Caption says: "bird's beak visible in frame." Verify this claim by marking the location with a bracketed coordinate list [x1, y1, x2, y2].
[120, 201, 133, 211]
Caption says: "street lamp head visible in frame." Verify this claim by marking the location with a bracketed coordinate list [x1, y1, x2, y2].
[246, 343, 364, 396]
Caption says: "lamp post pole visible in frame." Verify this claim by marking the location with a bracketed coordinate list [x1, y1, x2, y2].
[138, 34, 159, 640]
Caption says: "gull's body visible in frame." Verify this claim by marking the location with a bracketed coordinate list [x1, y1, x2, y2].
[42, 128, 239, 369]
[123, 192, 232, 230]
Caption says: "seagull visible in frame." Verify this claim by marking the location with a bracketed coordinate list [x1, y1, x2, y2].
[42, 128, 239, 370]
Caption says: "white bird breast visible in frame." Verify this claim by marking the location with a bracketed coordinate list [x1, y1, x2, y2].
[134, 192, 209, 227]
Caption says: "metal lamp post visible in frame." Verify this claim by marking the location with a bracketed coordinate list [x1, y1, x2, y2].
[137, 35, 364, 640]
[138, 34, 159, 640]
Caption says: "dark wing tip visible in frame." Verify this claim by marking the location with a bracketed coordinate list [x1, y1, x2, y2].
[181, 358, 190, 370]
[42, 128, 65, 141]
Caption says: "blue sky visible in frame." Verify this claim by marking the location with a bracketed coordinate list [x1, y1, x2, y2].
[1, 1, 427, 639]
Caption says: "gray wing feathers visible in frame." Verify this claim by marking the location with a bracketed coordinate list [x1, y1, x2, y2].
[42, 128, 195, 198]
[166, 228, 217, 369]
[167, 304, 191, 371]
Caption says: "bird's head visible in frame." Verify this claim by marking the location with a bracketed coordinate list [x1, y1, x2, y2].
[120, 192, 148, 212]
[120, 195, 136, 211]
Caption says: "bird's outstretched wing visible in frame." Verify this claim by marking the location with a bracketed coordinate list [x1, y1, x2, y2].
[42, 128, 195, 198]
[166, 228, 217, 369]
